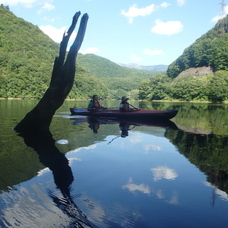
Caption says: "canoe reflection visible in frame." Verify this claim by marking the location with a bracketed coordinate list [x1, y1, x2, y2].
[72, 116, 178, 136]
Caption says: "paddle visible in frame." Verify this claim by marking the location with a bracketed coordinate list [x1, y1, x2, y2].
[108, 92, 139, 110]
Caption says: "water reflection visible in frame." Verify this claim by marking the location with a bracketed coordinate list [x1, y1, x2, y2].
[71, 116, 228, 202]
[72, 116, 178, 137]
[66, 118, 228, 227]
[2, 99, 228, 227]
[17, 130, 94, 228]
[165, 128, 228, 201]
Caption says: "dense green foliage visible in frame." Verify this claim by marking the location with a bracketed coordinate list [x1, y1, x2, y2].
[0, 5, 58, 98]
[77, 53, 159, 98]
[167, 16, 228, 78]
[138, 73, 172, 100]
[0, 5, 108, 99]
[207, 71, 228, 102]
[139, 71, 228, 102]
[170, 75, 207, 101]
[0, 5, 159, 100]
[69, 65, 108, 99]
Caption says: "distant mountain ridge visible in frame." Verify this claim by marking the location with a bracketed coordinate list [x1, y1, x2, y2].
[117, 63, 168, 71]
[77, 54, 160, 94]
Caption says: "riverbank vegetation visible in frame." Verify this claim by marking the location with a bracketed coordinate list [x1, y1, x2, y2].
[138, 70, 228, 102]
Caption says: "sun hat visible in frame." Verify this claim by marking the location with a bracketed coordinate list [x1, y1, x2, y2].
[122, 96, 129, 101]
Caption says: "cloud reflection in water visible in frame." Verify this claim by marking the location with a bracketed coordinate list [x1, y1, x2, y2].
[122, 177, 151, 195]
[151, 166, 178, 181]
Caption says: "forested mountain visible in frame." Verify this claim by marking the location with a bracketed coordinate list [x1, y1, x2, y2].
[2, 4, 227, 102]
[0, 5, 58, 98]
[167, 15, 228, 78]
[139, 16, 228, 102]
[77, 53, 159, 97]
[117, 63, 168, 71]
[0, 5, 109, 99]
[0, 5, 161, 100]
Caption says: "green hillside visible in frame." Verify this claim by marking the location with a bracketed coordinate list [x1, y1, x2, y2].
[77, 53, 159, 95]
[0, 5, 161, 100]
[0, 5, 108, 99]
[139, 16, 228, 102]
[167, 15, 228, 78]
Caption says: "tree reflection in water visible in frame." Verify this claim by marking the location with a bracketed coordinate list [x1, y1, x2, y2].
[165, 128, 228, 205]
[18, 130, 95, 228]
[73, 115, 228, 206]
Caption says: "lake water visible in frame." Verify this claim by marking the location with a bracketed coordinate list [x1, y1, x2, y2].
[1, 100, 228, 228]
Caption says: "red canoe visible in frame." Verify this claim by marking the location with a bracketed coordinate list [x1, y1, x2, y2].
[70, 108, 178, 120]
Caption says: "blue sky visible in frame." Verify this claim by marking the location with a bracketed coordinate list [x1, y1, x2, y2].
[1, 0, 228, 65]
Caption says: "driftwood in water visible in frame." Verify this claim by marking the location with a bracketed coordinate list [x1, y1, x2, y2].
[15, 12, 89, 132]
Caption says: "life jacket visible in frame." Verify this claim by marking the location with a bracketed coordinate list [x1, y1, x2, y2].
[119, 101, 130, 111]
[93, 100, 101, 109]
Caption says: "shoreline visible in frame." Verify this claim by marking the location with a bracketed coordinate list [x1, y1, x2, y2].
[0, 97, 228, 104]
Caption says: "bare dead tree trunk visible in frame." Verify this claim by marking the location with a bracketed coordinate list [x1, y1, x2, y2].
[15, 12, 89, 132]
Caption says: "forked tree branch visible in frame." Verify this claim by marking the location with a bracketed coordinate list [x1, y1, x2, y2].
[15, 12, 89, 132]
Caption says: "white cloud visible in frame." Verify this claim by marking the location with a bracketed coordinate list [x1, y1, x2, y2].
[129, 132, 143, 143]
[204, 182, 228, 201]
[42, 2, 54, 10]
[39, 25, 65, 43]
[121, 3, 169, 24]
[79, 47, 100, 54]
[168, 192, 179, 205]
[121, 4, 156, 18]
[143, 49, 164, 56]
[37, 167, 49, 176]
[144, 144, 161, 151]
[43, 16, 59, 23]
[151, 166, 178, 181]
[68, 144, 97, 154]
[211, 5, 228, 22]
[122, 178, 151, 194]
[56, 139, 68, 144]
[39, 25, 76, 43]
[151, 19, 183, 35]
[38, 2, 55, 13]
[177, 0, 186, 6]
[0, 0, 39, 7]
[130, 54, 142, 63]
[1, 0, 55, 11]
[160, 2, 170, 8]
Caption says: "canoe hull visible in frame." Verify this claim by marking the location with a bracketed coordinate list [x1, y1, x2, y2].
[70, 108, 178, 120]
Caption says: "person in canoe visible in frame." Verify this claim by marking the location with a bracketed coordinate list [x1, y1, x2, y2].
[119, 96, 139, 112]
[87, 95, 107, 111]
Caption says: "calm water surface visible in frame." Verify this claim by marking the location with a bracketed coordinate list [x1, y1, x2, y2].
[1, 100, 228, 228]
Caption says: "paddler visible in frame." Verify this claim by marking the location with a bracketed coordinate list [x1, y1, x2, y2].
[119, 96, 138, 112]
[87, 95, 107, 111]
